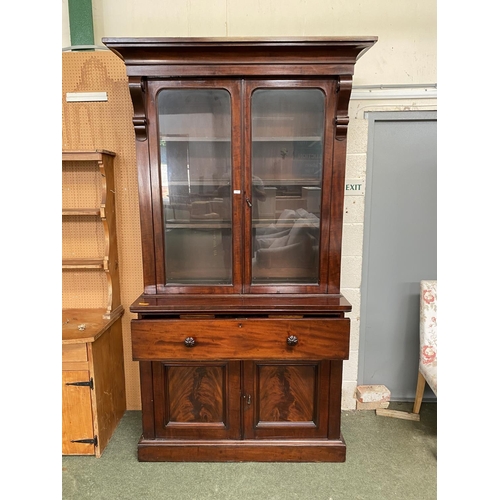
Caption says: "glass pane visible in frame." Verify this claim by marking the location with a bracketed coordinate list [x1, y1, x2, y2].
[158, 89, 232, 285]
[251, 89, 324, 284]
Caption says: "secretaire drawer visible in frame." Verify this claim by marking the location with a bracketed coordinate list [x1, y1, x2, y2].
[131, 318, 350, 361]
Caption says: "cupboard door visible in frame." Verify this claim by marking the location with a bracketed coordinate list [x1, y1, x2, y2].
[62, 370, 95, 455]
[242, 360, 331, 439]
[152, 361, 241, 440]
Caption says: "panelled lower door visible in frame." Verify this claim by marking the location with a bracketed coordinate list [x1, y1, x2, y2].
[152, 361, 241, 439]
[242, 360, 331, 439]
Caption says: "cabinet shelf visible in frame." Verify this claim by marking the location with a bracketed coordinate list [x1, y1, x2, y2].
[253, 136, 322, 142]
[62, 258, 105, 269]
[160, 136, 321, 143]
[62, 150, 116, 162]
[163, 179, 320, 186]
[161, 136, 230, 142]
[166, 220, 230, 229]
[62, 208, 101, 217]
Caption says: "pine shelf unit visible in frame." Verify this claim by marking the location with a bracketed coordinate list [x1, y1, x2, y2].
[62, 149, 126, 457]
[62, 150, 122, 320]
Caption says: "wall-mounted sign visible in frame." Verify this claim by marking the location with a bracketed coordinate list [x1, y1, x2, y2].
[66, 92, 108, 102]
[345, 179, 365, 196]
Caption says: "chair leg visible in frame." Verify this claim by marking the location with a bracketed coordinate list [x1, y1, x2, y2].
[413, 370, 426, 414]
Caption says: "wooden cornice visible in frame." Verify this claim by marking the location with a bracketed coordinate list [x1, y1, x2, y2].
[103, 37, 377, 78]
[102, 37, 377, 142]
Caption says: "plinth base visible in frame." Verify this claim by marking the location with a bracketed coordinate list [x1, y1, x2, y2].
[137, 436, 346, 462]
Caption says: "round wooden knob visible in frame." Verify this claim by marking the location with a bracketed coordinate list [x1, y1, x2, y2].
[287, 335, 298, 346]
[184, 337, 196, 347]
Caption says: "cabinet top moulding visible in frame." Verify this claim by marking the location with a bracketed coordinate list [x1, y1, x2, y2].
[102, 36, 378, 77]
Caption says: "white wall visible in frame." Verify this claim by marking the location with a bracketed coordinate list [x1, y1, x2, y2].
[61, 0, 437, 409]
[62, 0, 436, 86]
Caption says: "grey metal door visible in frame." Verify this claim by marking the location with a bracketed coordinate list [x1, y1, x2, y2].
[358, 111, 437, 401]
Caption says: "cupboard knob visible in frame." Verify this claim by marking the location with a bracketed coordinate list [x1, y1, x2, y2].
[287, 335, 298, 346]
[184, 337, 196, 347]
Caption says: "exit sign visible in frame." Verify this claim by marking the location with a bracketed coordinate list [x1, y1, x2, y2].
[345, 179, 365, 196]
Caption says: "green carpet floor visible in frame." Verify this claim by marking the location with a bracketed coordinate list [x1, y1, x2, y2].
[62, 402, 437, 499]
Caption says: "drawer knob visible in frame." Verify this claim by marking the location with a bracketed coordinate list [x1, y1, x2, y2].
[184, 337, 196, 348]
[287, 335, 298, 346]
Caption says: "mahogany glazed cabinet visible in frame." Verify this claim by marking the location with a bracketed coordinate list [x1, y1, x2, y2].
[103, 37, 377, 462]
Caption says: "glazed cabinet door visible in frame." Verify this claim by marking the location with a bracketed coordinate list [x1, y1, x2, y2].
[147, 80, 243, 294]
[242, 360, 331, 439]
[151, 361, 241, 440]
[244, 81, 336, 294]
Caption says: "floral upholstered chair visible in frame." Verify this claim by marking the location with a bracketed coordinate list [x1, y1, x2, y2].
[413, 280, 437, 414]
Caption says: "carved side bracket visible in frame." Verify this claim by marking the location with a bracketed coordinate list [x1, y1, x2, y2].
[129, 76, 148, 141]
[334, 75, 353, 142]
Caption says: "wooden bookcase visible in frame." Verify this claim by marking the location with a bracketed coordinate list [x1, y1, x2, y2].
[62, 150, 126, 457]
[103, 37, 377, 462]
